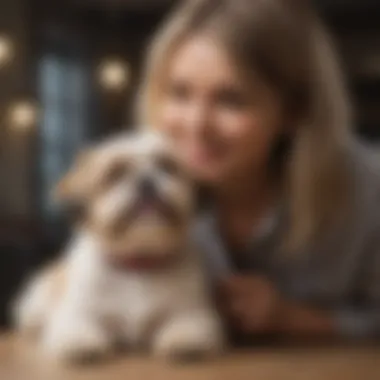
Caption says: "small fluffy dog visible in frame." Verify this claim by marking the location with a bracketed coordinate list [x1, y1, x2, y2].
[13, 131, 224, 362]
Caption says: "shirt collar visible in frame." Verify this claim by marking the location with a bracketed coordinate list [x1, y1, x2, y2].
[205, 202, 281, 248]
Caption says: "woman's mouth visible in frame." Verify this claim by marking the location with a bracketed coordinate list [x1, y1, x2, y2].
[186, 144, 226, 167]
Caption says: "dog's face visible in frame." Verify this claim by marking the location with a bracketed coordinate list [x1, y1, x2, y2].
[56, 132, 194, 265]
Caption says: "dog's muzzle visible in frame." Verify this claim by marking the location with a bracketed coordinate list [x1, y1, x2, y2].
[113, 177, 182, 232]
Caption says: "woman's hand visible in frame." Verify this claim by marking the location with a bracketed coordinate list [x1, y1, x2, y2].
[218, 274, 335, 338]
[218, 275, 282, 335]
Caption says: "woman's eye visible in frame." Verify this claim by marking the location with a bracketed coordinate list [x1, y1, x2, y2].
[166, 81, 191, 102]
[215, 88, 249, 110]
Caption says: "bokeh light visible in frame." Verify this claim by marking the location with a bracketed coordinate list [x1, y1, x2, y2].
[98, 59, 130, 91]
[8, 101, 39, 131]
[0, 35, 14, 67]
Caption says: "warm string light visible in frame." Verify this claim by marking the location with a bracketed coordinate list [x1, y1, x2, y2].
[0, 35, 13, 67]
[0, 36, 38, 133]
[2, 48, 129, 134]
[98, 59, 130, 91]
[8, 101, 39, 131]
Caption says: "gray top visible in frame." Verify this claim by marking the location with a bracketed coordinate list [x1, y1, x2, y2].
[194, 141, 380, 339]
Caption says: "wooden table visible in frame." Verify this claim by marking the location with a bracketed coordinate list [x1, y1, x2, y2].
[1, 334, 380, 380]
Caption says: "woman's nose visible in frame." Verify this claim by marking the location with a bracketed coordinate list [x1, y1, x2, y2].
[183, 101, 212, 136]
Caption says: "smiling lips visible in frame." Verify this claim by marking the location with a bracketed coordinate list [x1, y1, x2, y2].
[185, 142, 227, 167]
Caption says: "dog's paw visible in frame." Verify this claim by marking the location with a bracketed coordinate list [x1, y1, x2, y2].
[153, 311, 224, 361]
[42, 318, 111, 364]
[12, 300, 42, 338]
[11, 284, 47, 338]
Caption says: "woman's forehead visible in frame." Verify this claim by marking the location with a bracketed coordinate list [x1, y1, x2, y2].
[169, 35, 240, 82]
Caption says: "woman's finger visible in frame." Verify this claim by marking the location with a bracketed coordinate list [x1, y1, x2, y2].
[221, 295, 250, 322]
[219, 275, 259, 297]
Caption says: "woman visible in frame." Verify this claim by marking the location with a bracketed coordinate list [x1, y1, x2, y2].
[139, 0, 380, 342]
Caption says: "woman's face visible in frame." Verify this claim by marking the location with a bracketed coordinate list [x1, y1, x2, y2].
[157, 35, 287, 186]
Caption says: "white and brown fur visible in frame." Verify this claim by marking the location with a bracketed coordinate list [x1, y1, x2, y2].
[12, 131, 224, 363]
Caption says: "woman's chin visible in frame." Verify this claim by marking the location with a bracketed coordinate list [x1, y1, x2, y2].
[192, 166, 228, 187]
[193, 163, 249, 189]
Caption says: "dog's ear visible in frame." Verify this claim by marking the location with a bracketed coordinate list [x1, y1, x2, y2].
[54, 149, 95, 205]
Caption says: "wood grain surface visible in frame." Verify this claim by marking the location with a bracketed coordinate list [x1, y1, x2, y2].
[1, 334, 380, 380]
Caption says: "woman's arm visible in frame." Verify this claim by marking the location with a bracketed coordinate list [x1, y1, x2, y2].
[277, 300, 380, 341]
[219, 275, 379, 341]
[275, 300, 336, 339]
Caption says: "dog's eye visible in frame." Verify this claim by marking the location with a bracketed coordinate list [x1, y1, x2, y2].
[157, 156, 179, 176]
[104, 162, 130, 186]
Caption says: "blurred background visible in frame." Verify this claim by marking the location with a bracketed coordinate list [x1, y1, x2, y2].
[0, 0, 380, 327]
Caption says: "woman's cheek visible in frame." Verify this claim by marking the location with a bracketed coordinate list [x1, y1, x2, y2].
[157, 103, 176, 131]
[217, 110, 258, 137]
[217, 112, 277, 171]
[158, 105, 185, 142]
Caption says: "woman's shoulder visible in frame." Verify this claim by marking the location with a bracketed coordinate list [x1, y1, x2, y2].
[348, 139, 380, 203]
[343, 139, 380, 245]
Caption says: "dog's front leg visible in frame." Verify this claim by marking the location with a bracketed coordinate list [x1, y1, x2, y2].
[41, 251, 113, 363]
[41, 296, 112, 363]
[152, 307, 224, 360]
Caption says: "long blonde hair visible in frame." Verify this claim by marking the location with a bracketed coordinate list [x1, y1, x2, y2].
[138, 0, 353, 253]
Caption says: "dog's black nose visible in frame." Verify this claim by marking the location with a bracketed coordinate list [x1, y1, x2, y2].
[138, 177, 157, 198]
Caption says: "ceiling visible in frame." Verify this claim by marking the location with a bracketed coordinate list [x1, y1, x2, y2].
[70, 0, 176, 10]
[65, 0, 380, 15]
